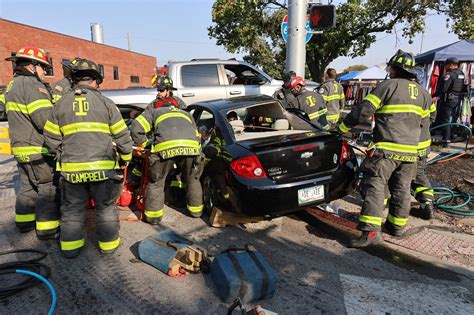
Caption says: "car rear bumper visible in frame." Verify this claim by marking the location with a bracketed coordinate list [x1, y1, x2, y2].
[230, 159, 357, 217]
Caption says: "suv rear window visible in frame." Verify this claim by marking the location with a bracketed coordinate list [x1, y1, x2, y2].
[181, 64, 219, 87]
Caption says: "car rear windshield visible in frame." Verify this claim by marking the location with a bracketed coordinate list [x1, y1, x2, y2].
[220, 102, 316, 141]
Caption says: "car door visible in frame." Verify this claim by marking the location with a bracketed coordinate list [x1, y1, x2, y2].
[175, 64, 227, 105]
[224, 64, 271, 99]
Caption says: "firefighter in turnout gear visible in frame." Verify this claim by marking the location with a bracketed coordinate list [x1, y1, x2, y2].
[50, 58, 81, 103]
[287, 76, 329, 130]
[44, 58, 133, 258]
[338, 50, 432, 247]
[148, 75, 187, 110]
[131, 100, 204, 224]
[273, 71, 298, 108]
[434, 57, 468, 141]
[4, 46, 60, 239]
[202, 124, 233, 207]
[318, 68, 345, 127]
[0, 90, 5, 120]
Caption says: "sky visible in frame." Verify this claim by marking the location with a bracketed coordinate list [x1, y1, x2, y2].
[0, 0, 460, 74]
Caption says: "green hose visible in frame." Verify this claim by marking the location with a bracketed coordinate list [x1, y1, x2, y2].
[430, 186, 474, 217]
[428, 123, 472, 165]
[425, 123, 473, 216]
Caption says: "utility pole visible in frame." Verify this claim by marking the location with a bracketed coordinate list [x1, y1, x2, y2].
[127, 32, 131, 51]
[286, 0, 308, 77]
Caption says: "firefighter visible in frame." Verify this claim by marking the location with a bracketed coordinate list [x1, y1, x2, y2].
[434, 57, 468, 141]
[131, 100, 203, 224]
[0, 90, 5, 120]
[273, 71, 298, 108]
[43, 58, 132, 258]
[338, 50, 432, 247]
[4, 46, 60, 239]
[318, 68, 345, 127]
[50, 57, 81, 103]
[287, 76, 329, 130]
[202, 125, 233, 206]
[148, 75, 186, 110]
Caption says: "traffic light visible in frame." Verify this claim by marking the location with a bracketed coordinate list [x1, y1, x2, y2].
[309, 5, 336, 30]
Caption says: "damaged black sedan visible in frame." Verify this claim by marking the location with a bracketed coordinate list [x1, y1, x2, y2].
[190, 95, 358, 218]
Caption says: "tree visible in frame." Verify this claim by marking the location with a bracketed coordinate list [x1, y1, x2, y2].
[343, 65, 368, 73]
[208, 0, 473, 82]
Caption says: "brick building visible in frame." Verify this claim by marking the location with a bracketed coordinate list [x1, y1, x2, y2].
[0, 19, 157, 89]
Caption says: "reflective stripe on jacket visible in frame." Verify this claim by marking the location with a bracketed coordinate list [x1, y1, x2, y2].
[5, 75, 54, 163]
[418, 103, 436, 157]
[131, 105, 201, 159]
[294, 89, 329, 130]
[43, 85, 132, 182]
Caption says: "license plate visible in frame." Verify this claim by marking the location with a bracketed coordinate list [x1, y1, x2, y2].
[298, 185, 324, 205]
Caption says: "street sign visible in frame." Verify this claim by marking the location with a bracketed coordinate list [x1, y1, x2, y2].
[281, 15, 313, 44]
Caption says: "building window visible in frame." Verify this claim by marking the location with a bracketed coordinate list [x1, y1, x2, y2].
[98, 64, 105, 78]
[44, 58, 54, 77]
[113, 66, 119, 80]
[130, 76, 140, 83]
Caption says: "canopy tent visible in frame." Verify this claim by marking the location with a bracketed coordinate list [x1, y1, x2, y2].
[337, 71, 360, 81]
[352, 66, 387, 80]
[415, 40, 474, 64]
[414, 40, 474, 91]
[338, 66, 387, 107]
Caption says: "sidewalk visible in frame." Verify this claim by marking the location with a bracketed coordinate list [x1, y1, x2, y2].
[307, 195, 474, 272]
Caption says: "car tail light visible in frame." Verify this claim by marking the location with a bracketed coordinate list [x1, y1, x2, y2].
[230, 155, 267, 178]
[292, 144, 317, 151]
[340, 140, 352, 165]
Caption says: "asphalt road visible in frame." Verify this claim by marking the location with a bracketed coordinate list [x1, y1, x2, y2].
[1, 136, 473, 313]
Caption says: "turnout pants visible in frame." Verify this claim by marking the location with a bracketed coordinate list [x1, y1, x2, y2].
[411, 153, 434, 203]
[145, 154, 204, 221]
[206, 157, 229, 200]
[15, 157, 60, 237]
[358, 153, 417, 231]
[60, 178, 121, 256]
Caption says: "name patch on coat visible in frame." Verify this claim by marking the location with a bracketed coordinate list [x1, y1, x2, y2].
[65, 171, 108, 183]
[159, 147, 200, 159]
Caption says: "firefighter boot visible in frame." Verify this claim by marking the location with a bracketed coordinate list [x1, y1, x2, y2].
[146, 216, 162, 225]
[419, 202, 434, 220]
[348, 231, 383, 248]
[382, 221, 405, 237]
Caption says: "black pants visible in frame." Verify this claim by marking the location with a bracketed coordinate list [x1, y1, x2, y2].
[439, 99, 462, 140]
[15, 157, 60, 237]
[411, 153, 433, 203]
[145, 154, 204, 220]
[60, 178, 121, 256]
[358, 153, 417, 231]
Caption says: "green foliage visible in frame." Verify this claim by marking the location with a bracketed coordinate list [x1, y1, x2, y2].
[343, 64, 368, 73]
[437, 0, 473, 40]
[208, 0, 471, 82]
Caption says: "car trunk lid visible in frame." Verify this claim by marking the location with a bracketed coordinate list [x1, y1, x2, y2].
[236, 132, 342, 183]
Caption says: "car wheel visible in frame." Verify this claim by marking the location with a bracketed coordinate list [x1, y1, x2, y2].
[202, 176, 217, 216]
